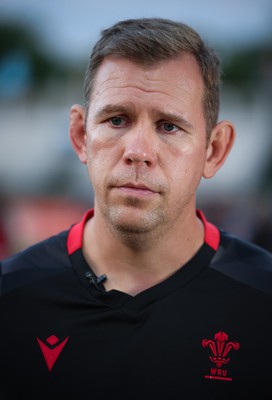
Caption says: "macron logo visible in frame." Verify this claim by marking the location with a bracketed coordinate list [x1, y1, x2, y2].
[37, 335, 69, 372]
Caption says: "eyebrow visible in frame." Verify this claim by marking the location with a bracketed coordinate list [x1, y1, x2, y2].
[93, 104, 194, 131]
[156, 112, 194, 131]
[93, 104, 135, 121]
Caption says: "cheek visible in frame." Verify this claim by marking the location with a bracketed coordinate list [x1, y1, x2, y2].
[85, 133, 119, 179]
[167, 146, 206, 187]
[86, 124, 122, 154]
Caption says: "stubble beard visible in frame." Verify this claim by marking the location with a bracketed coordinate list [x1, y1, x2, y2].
[91, 170, 168, 247]
[101, 197, 169, 249]
[91, 166, 190, 248]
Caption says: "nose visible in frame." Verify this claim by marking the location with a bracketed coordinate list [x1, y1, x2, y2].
[123, 124, 158, 167]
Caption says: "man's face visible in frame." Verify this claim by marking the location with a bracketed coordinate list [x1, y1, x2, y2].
[84, 54, 209, 237]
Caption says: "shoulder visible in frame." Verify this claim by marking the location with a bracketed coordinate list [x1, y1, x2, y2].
[0, 230, 71, 295]
[210, 230, 272, 295]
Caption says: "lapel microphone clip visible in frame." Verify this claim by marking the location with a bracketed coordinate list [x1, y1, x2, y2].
[85, 271, 107, 291]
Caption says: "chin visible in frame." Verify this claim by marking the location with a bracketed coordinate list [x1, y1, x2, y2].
[108, 206, 165, 235]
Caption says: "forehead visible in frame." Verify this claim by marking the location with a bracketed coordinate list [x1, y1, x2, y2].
[89, 54, 204, 116]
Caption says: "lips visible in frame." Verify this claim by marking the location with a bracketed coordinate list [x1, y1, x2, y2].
[107, 174, 166, 195]
[114, 182, 158, 196]
[120, 182, 155, 192]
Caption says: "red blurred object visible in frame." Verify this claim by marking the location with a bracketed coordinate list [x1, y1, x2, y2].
[3, 196, 88, 256]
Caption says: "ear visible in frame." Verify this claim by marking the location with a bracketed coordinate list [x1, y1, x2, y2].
[69, 104, 87, 164]
[203, 120, 235, 179]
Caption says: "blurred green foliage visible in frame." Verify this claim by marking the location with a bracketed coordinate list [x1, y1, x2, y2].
[222, 44, 272, 93]
[0, 22, 81, 90]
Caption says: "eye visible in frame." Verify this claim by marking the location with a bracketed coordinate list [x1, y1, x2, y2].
[158, 122, 180, 134]
[108, 116, 127, 127]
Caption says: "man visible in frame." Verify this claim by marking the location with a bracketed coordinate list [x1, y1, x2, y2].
[0, 18, 271, 400]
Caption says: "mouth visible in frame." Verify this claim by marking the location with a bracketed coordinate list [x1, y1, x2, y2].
[114, 182, 158, 196]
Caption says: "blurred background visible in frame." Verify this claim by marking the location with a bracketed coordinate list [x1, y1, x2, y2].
[0, 0, 272, 258]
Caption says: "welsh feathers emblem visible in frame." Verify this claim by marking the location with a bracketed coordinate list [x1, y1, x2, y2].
[202, 331, 239, 381]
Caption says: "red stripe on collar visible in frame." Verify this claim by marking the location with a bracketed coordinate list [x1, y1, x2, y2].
[197, 209, 220, 251]
[67, 209, 94, 255]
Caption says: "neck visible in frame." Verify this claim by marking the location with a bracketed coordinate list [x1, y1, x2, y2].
[82, 207, 204, 296]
